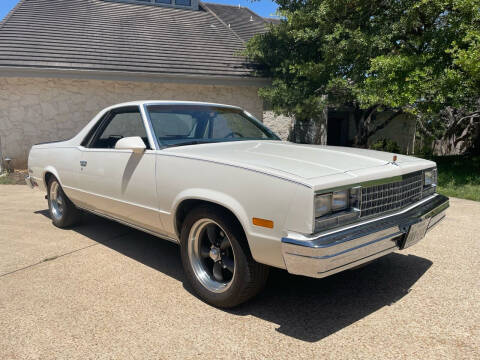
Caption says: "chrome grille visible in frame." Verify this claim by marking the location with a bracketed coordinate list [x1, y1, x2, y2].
[360, 171, 423, 218]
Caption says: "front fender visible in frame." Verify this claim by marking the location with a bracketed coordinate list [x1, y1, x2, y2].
[170, 187, 299, 269]
[172, 188, 250, 238]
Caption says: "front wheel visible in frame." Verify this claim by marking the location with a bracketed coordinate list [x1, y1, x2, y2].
[180, 206, 269, 308]
[47, 177, 80, 228]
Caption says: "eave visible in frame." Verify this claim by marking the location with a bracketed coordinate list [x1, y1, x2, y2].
[0, 66, 271, 87]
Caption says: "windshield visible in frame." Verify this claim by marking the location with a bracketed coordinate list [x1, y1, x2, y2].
[146, 105, 280, 148]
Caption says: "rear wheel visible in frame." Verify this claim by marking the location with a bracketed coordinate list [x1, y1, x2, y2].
[180, 206, 269, 308]
[47, 177, 80, 228]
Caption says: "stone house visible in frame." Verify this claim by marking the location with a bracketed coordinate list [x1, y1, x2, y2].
[0, 0, 416, 168]
[0, 0, 278, 167]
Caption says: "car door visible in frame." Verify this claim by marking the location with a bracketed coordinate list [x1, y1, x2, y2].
[76, 106, 164, 234]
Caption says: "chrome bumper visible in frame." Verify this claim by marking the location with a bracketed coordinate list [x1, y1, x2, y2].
[281, 194, 449, 278]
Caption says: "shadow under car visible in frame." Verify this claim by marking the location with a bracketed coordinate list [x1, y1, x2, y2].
[35, 209, 433, 342]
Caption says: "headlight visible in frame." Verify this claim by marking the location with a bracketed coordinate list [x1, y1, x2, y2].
[314, 188, 360, 232]
[315, 190, 349, 218]
[424, 168, 437, 187]
[332, 190, 349, 211]
[315, 193, 332, 217]
[315, 190, 350, 218]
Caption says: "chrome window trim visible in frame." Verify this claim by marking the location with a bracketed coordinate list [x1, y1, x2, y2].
[80, 109, 111, 148]
[83, 105, 155, 150]
[141, 104, 160, 150]
[143, 102, 280, 149]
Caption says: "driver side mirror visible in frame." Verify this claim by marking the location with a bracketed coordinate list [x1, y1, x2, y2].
[115, 136, 146, 154]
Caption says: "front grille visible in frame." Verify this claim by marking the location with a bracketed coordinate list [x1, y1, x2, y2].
[360, 171, 423, 218]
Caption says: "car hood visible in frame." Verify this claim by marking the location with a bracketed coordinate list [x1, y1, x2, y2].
[164, 141, 430, 181]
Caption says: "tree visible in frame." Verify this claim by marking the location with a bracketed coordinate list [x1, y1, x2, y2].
[244, 0, 480, 148]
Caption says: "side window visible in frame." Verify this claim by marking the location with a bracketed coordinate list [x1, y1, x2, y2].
[89, 107, 149, 149]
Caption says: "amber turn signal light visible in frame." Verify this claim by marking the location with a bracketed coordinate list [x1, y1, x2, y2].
[252, 217, 274, 228]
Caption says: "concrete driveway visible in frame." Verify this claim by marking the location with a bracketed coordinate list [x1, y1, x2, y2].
[0, 185, 478, 359]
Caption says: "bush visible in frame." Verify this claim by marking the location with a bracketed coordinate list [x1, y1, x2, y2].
[369, 139, 401, 153]
[416, 155, 480, 202]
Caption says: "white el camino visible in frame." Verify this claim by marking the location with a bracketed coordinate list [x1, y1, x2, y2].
[26, 101, 449, 307]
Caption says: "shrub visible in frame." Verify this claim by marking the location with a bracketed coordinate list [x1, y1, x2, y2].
[369, 139, 401, 153]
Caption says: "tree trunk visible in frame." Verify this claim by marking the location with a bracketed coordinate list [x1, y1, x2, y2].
[354, 107, 403, 148]
[431, 110, 480, 155]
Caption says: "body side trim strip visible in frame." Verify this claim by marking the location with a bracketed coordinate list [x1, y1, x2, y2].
[77, 206, 179, 244]
[63, 185, 171, 215]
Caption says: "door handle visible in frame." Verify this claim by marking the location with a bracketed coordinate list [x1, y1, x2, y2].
[80, 161, 87, 167]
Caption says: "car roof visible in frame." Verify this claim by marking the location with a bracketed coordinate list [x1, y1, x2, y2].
[104, 101, 243, 111]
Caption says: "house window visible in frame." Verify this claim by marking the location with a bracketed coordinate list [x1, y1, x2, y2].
[174, 0, 191, 6]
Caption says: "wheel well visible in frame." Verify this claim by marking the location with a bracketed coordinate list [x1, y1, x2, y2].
[175, 199, 246, 240]
[44, 171, 54, 186]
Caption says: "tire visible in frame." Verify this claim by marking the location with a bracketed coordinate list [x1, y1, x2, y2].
[47, 177, 80, 228]
[180, 205, 269, 308]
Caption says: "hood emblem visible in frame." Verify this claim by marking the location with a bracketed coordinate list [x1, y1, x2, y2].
[389, 155, 399, 166]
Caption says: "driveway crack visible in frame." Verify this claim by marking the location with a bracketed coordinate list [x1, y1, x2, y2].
[0, 230, 132, 278]
[0, 243, 99, 278]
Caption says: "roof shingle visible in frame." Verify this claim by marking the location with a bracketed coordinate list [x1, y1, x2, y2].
[202, 2, 273, 42]
[0, 0, 260, 78]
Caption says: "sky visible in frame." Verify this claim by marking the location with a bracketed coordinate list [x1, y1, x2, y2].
[0, 0, 279, 21]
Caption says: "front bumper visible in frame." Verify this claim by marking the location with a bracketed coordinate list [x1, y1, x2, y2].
[281, 194, 449, 278]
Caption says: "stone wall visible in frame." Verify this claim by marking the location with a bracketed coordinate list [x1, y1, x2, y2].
[0, 77, 263, 168]
[262, 111, 293, 140]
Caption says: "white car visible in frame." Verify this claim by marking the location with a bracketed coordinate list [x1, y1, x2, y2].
[26, 101, 449, 307]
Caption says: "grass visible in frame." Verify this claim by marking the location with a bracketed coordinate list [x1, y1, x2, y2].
[0, 170, 28, 185]
[430, 155, 480, 202]
[0, 174, 15, 185]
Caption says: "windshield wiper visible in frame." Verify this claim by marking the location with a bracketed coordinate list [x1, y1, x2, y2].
[164, 140, 219, 148]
